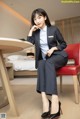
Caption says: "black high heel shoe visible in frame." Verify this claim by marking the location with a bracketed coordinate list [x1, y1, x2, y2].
[41, 100, 51, 118]
[49, 101, 62, 119]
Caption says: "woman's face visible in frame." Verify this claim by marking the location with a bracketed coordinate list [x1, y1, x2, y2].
[33, 13, 46, 29]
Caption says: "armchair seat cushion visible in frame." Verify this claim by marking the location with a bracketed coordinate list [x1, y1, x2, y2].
[57, 65, 80, 75]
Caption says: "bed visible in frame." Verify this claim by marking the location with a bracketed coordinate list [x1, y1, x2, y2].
[6, 54, 37, 78]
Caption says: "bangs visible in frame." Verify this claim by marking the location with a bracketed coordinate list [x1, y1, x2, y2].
[33, 12, 43, 19]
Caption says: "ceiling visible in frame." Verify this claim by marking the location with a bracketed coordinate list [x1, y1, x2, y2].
[2, 0, 80, 22]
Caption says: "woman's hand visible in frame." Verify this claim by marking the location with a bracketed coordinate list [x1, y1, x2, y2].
[46, 47, 58, 57]
[31, 25, 39, 32]
[28, 25, 39, 36]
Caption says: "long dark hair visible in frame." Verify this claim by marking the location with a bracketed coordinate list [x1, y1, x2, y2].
[31, 8, 51, 27]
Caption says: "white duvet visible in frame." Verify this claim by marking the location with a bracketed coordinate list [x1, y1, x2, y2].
[8, 59, 36, 71]
[7, 55, 36, 71]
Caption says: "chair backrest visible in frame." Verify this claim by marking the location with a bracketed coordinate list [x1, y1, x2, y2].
[65, 43, 80, 65]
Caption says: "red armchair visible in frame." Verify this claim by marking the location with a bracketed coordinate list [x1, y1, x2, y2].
[57, 43, 80, 104]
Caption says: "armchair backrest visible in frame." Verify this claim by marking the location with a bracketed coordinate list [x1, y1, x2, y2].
[65, 43, 80, 65]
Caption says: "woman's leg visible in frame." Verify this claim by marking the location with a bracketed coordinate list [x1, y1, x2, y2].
[37, 60, 49, 112]
[51, 95, 59, 114]
[45, 55, 68, 114]
[41, 92, 49, 112]
[37, 55, 67, 115]
[37, 60, 46, 93]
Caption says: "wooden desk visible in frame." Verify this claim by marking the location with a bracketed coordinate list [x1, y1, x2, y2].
[0, 38, 32, 116]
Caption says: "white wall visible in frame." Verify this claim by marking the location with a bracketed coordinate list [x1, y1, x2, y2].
[0, 3, 30, 39]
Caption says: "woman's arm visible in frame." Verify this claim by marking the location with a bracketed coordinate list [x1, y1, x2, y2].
[55, 27, 67, 50]
[27, 25, 39, 44]
[46, 47, 58, 57]
[46, 26, 67, 57]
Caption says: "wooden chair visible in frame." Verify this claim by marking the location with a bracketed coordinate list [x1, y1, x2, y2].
[57, 43, 80, 104]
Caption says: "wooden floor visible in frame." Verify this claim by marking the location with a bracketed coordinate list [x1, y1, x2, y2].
[0, 81, 80, 119]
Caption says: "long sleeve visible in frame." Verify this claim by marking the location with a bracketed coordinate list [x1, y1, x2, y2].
[27, 33, 35, 45]
[55, 27, 67, 50]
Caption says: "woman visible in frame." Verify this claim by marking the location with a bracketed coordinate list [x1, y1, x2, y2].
[27, 8, 68, 119]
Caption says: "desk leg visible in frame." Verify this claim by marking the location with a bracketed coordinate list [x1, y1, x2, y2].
[0, 51, 19, 116]
[0, 78, 9, 109]
[0, 86, 8, 108]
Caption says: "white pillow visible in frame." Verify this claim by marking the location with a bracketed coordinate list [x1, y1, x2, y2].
[7, 55, 28, 61]
[67, 59, 75, 65]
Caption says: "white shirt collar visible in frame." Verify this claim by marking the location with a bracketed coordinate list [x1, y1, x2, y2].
[40, 25, 47, 32]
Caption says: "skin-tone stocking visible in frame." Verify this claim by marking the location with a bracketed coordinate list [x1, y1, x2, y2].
[51, 95, 59, 114]
[41, 92, 49, 112]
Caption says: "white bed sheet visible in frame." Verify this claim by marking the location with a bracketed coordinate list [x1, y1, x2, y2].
[8, 59, 36, 71]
